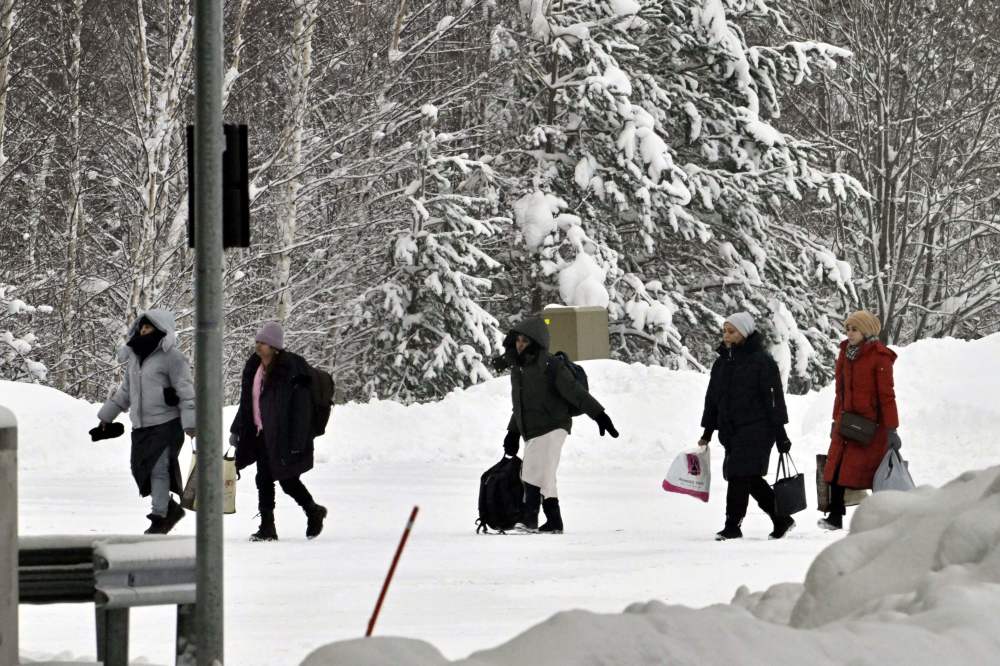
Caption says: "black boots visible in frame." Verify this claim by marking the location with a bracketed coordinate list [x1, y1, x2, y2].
[817, 513, 843, 531]
[717, 515, 795, 540]
[252, 504, 327, 541]
[539, 497, 563, 534]
[144, 513, 164, 535]
[769, 515, 796, 539]
[305, 503, 328, 539]
[715, 518, 743, 541]
[250, 511, 278, 542]
[514, 484, 541, 532]
[144, 499, 185, 535]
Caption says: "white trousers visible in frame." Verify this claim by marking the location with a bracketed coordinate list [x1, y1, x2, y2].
[521, 428, 568, 498]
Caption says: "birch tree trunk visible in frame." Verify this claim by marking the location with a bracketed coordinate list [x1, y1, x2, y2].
[56, 0, 84, 390]
[127, 0, 194, 318]
[26, 142, 51, 274]
[274, 0, 319, 323]
[0, 0, 16, 171]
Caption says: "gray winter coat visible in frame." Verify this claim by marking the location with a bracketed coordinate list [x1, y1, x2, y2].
[505, 317, 604, 441]
[98, 309, 196, 430]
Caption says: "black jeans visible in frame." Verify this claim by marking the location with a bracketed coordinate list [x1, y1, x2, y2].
[255, 433, 313, 513]
[726, 475, 776, 524]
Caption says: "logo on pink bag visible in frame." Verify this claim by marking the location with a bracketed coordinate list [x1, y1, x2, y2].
[686, 454, 701, 476]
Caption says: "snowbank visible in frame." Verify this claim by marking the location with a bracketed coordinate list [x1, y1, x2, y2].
[7, 334, 999, 480]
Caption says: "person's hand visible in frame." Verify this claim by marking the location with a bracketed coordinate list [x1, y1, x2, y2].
[594, 412, 619, 438]
[184, 428, 196, 439]
[503, 430, 520, 457]
[777, 437, 792, 454]
[89, 421, 124, 441]
[229, 432, 239, 448]
[697, 438, 709, 448]
[491, 355, 510, 372]
[888, 429, 901, 451]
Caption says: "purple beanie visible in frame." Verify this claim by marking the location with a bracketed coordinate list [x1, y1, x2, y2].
[255, 321, 284, 350]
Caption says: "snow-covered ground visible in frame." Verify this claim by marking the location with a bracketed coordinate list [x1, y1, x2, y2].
[9, 335, 1000, 664]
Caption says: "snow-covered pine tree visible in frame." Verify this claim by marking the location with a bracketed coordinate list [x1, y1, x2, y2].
[353, 105, 508, 402]
[0, 285, 51, 382]
[489, 0, 866, 389]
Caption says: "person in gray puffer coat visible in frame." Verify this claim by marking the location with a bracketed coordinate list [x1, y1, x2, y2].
[97, 309, 195, 534]
[492, 316, 619, 534]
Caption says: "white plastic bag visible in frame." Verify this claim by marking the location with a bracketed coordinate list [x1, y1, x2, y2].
[873, 447, 915, 493]
[662, 445, 711, 502]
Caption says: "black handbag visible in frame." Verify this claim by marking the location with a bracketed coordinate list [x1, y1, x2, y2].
[838, 411, 878, 445]
[772, 453, 807, 516]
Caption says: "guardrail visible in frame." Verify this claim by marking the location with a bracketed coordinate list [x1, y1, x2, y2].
[19, 535, 196, 666]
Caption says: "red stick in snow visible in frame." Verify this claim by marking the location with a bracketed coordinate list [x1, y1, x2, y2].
[366, 505, 419, 637]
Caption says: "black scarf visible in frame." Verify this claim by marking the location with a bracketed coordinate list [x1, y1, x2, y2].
[515, 342, 540, 366]
[127, 329, 166, 365]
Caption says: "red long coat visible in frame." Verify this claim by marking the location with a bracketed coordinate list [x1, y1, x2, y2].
[823, 339, 899, 489]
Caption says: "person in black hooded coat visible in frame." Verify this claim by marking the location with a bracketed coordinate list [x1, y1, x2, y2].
[492, 316, 619, 534]
[699, 312, 795, 541]
[230, 322, 327, 541]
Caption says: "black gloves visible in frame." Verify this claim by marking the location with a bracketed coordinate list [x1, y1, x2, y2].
[491, 355, 510, 372]
[163, 387, 179, 406]
[594, 412, 619, 438]
[776, 437, 792, 454]
[503, 430, 520, 457]
[888, 429, 901, 451]
[90, 421, 125, 442]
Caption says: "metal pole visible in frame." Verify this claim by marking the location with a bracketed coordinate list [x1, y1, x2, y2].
[95, 607, 130, 666]
[193, 0, 224, 663]
[0, 407, 16, 665]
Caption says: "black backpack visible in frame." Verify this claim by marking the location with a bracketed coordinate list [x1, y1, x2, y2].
[305, 364, 335, 436]
[546, 351, 589, 417]
[476, 456, 524, 533]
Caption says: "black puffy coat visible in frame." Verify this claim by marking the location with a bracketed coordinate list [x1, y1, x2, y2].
[701, 332, 788, 480]
[230, 351, 314, 481]
[504, 317, 604, 441]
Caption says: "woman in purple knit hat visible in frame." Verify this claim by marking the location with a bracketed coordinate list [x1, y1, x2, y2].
[229, 321, 327, 541]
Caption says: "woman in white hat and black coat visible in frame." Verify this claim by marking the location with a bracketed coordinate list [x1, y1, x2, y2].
[699, 312, 795, 541]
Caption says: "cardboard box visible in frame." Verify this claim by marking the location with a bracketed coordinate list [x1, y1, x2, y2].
[541, 306, 610, 361]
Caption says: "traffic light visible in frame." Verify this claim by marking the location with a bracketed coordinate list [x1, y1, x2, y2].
[186, 124, 250, 248]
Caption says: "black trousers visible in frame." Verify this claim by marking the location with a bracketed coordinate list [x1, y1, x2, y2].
[828, 461, 847, 516]
[255, 434, 314, 513]
[726, 475, 776, 523]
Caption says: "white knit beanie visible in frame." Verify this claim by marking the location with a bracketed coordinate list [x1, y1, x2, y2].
[725, 312, 756, 338]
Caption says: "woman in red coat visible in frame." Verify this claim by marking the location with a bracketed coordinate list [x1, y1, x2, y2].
[819, 311, 900, 531]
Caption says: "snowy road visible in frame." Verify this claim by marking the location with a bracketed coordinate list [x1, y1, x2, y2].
[19, 460, 838, 665]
